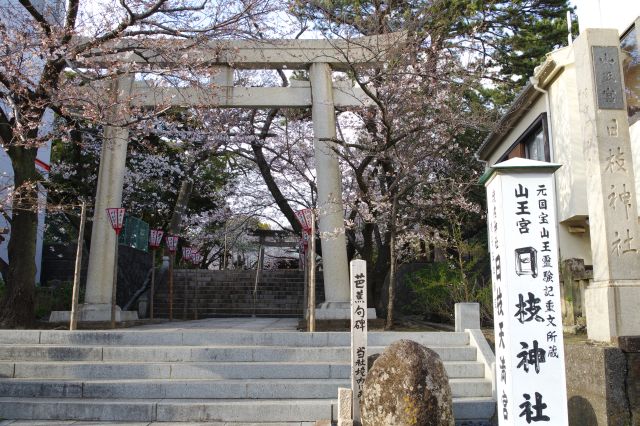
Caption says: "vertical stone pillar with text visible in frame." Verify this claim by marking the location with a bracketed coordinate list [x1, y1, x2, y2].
[483, 158, 568, 425]
[574, 29, 640, 341]
[350, 259, 367, 424]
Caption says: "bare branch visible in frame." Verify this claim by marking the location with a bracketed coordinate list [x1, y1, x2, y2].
[118, 0, 136, 22]
[0, 104, 14, 145]
[63, 0, 80, 41]
[0, 210, 7, 227]
[158, 2, 206, 14]
[72, 0, 171, 54]
[17, 0, 51, 36]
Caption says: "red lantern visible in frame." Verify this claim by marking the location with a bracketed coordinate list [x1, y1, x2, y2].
[149, 229, 164, 248]
[166, 235, 179, 253]
[182, 246, 193, 260]
[191, 252, 203, 264]
[295, 208, 313, 234]
[106, 208, 126, 235]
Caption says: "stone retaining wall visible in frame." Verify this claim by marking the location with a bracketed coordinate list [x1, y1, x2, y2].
[619, 336, 640, 425]
[41, 243, 151, 307]
[565, 337, 640, 425]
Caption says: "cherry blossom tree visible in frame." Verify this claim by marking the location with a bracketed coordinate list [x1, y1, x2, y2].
[0, 0, 275, 326]
[286, 0, 573, 326]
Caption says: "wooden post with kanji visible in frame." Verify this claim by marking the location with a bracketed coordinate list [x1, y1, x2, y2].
[482, 158, 568, 425]
[350, 259, 367, 424]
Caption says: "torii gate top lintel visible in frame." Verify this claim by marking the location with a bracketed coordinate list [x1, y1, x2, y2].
[80, 32, 406, 70]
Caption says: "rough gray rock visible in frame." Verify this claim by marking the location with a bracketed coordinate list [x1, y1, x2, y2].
[367, 353, 380, 370]
[361, 339, 454, 426]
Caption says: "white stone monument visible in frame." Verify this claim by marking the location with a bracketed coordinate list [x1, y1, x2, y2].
[574, 28, 640, 341]
[483, 158, 568, 425]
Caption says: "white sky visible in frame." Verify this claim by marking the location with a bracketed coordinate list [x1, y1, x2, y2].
[75, 1, 640, 40]
[574, 0, 640, 34]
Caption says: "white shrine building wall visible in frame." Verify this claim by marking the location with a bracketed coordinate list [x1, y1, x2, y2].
[478, 18, 640, 271]
[479, 23, 640, 341]
[479, 48, 593, 265]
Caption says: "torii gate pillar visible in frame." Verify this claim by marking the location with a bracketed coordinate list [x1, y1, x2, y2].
[309, 63, 351, 315]
[50, 76, 139, 323]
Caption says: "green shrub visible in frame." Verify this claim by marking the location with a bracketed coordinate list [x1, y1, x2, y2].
[408, 261, 493, 325]
[35, 282, 83, 320]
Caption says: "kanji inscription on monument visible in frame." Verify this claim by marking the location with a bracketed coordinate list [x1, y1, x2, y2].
[350, 259, 368, 423]
[484, 159, 568, 425]
[593, 46, 624, 110]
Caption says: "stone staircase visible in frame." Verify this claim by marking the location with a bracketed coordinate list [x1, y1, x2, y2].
[0, 329, 495, 424]
[153, 270, 325, 319]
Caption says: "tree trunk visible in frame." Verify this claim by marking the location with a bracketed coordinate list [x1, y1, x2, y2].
[360, 222, 376, 307]
[385, 196, 398, 330]
[251, 142, 302, 234]
[372, 227, 391, 313]
[451, 222, 471, 301]
[168, 179, 193, 235]
[1, 146, 39, 327]
[163, 179, 193, 264]
[0, 258, 8, 285]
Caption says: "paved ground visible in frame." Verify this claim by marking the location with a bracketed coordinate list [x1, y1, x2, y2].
[0, 422, 317, 425]
[130, 317, 300, 331]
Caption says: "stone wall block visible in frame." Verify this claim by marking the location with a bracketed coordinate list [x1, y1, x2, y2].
[565, 343, 631, 425]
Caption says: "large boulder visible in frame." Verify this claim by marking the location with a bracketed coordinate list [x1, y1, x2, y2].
[361, 339, 454, 426]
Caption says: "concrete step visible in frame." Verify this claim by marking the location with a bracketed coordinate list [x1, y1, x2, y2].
[156, 286, 305, 291]
[154, 297, 302, 301]
[159, 291, 303, 295]
[169, 294, 303, 297]
[188, 290, 302, 293]
[160, 282, 304, 285]
[0, 378, 349, 399]
[0, 329, 495, 423]
[195, 289, 304, 293]
[0, 397, 495, 422]
[0, 398, 334, 422]
[152, 314, 305, 319]
[153, 296, 306, 302]
[153, 310, 303, 316]
[153, 299, 302, 304]
[152, 312, 306, 319]
[2, 360, 484, 380]
[451, 397, 497, 422]
[0, 377, 491, 399]
[0, 330, 470, 347]
[0, 345, 476, 362]
[154, 296, 303, 302]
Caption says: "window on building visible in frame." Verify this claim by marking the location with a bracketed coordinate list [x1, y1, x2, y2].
[524, 126, 546, 161]
[499, 113, 550, 163]
[621, 23, 640, 126]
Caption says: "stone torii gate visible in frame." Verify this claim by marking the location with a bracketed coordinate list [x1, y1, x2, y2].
[73, 34, 402, 322]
